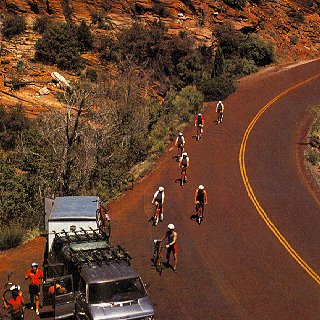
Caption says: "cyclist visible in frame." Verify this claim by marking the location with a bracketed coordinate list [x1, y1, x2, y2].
[179, 152, 189, 182]
[175, 132, 185, 160]
[152, 186, 165, 221]
[216, 100, 224, 124]
[194, 185, 208, 218]
[160, 224, 178, 273]
[2, 287, 24, 320]
[25, 262, 43, 315]
[194, 113, 204, 140]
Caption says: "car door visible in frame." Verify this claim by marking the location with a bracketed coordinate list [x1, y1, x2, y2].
[54, 275, 75, 320]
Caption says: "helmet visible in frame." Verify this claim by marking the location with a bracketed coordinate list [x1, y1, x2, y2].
[10, 285, 20, 291]
[178, 132, 183, 136]
[158, 186, 164, 192]
[198, 113, 202, 116]
[218, 100, 222, 104]
[31, 262, 38, 267]
[198, 185, 204, 190]
[182, 152, 187, 157]
[167, 224, 175, 230]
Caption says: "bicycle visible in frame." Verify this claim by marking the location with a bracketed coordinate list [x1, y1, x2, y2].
[96, 202, 111, 237]
[177, 144, 184, 161]
[152, 240, 163, 275]
[152, 202, 162, 226]
[195, 202, 204, 225]
[1, 273, 24, 320]
[217, 111, 223, 124]
[196, 124, 203, 141]
[180, 166, 187, 186]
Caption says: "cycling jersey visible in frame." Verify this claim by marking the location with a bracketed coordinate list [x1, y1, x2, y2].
[176, 136, 185, 146]
[8, 296, 23, 315]
[196, 190, 205, 203]
[25, 269, 43, 286]
[153, 190, 165, 204]
[195, 115, 204, 125]
[216, 102, 224, 113]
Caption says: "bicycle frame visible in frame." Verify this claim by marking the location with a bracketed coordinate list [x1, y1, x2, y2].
[153, 202, 161, 226]
[196, 124, 203, 140]
[153, 240, 163, 275]
[196, 203, 203, 225]
[180, 166, 187, 185]
[177, 145, 184, 159]
[217, 111, 223, 123]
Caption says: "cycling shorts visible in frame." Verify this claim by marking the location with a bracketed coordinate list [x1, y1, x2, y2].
[29, 284, 40, 295]
[166, 244, 178, 256]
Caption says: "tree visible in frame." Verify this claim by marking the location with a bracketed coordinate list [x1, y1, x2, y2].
[35, 23, 83, 71]
[77, 20, 93, 52]
[212, 46, 225, 77]
[1, 15, 26, 39]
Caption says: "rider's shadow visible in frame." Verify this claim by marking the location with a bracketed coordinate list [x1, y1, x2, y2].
[190, 214, 197, 221]
[172, 155, 180, 162]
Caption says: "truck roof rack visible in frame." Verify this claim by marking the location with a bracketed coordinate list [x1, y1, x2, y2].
[52, 229, 132, 267]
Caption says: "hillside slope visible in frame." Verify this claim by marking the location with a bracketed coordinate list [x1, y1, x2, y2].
[0, 0, 319, 113]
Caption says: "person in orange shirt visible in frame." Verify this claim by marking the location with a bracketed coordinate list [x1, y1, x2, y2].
[2, 287, 24, 320]
[25, 262, 43, 315]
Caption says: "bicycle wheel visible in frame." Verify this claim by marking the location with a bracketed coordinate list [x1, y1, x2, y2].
[197, 207, 203, 225]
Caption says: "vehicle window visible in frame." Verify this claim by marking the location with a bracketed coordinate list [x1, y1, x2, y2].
[89, 278, 146, 304]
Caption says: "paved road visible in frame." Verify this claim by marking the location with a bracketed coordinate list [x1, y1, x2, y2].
[109, 59, 320, 320]
[1, 59, 320, 320]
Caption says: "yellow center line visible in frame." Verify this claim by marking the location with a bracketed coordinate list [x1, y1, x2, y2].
[239, 73, 320, 285]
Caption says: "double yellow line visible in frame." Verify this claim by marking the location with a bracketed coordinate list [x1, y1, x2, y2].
[239, 73, 320, 285]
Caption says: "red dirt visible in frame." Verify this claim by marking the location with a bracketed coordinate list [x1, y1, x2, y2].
[1, 59, 320, 319]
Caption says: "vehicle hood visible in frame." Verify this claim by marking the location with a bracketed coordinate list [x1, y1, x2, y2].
[89, 297, 154, 320]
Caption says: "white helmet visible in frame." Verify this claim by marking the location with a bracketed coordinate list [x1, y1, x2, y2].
[198, 185, 204, 190]
[182, 152, 187, 157]
[31, 262, 38, 267]
[178, 132, 183, 136]
[10, 285, 21, 291]
[158, 186, 164, 192]
[198, 112, 202, 116]
[168, 223, 175, 230]
[218, 100, 222, 104]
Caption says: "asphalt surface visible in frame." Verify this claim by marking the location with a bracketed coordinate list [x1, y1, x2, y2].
[1, 59, 320, 320]
[109, 59, 320, 320]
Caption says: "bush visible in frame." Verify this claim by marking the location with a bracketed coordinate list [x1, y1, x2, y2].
[213, 22, 244, 58]
[77, 20, 93, 52]
[223, 0, 247, 10]
[0, 226, 25, 251]
[35, 23, 83, 71]
[289, 34, 299, 45]
[33, 15, 53, 34]
[200, 74, 237, 102]
[307, 150, 320, 165]
[151, 2, 170, 18]
[2, 15, 26, 39]
[225, 58, 258, 76]
[239, 34, 275, 66]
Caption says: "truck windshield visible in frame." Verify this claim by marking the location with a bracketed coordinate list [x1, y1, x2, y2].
[89, 278, 146, 304]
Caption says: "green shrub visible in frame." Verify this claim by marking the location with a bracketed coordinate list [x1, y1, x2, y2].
[33, 15, 53, 34]
[0, 226, 25, 251]
[200, 74, 237, 102]
[77, 20, 93, 52]
[239, 34, 275, 66]
[213, 22, 244, 58]
[223, 0, 247, 10]
[151, 2, 170, 17]
[307, 150, 320, 165]
[2, 15, 26, 39]
[289, 34, 299, 45]
[225, 58, 258, 76]
[35, 23, 83, 71]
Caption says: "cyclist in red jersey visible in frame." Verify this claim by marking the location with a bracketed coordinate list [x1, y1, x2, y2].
[194, 113, 204, 140]
[25, 262, 43, 315]
[2, 287, 24, 320]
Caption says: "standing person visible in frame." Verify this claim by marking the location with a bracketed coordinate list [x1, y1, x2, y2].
[2, 287, 24, 320]
[152, 186, 165, 221]
[194, 113, 204, 140]
[175, 132, 185, 160]
[194, 185, 208, 218]
[160, 224, 178, 273]
[25, 262, 43, 315]
[216, 100, 225, 124]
